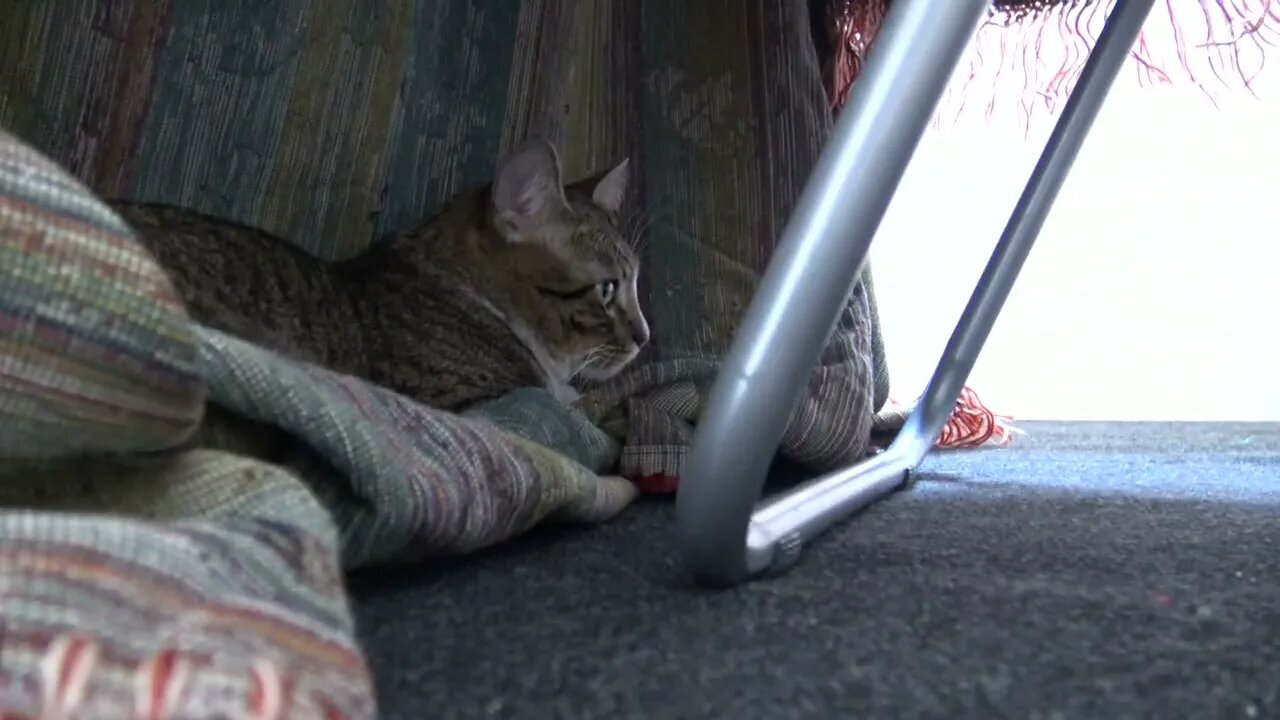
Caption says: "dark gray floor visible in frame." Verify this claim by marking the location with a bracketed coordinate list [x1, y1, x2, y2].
[351, 422, 1280, 720]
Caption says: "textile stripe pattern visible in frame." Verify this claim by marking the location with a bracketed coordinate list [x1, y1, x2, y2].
[194, 326, 639, 571]
[0, 0, 576, 262]
[0, 472, 373, 719]
[0, 129, 205, 458]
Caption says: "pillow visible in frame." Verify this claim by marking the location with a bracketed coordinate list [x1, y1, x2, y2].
[0, 128, 205, 459]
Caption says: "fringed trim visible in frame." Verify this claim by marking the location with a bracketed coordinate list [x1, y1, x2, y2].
[935, 386, 1024, 449]
[823, 0, 1279, 127]
[878, 386, 1024, 450]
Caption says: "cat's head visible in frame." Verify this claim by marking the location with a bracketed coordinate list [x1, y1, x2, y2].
[487, 138, 650, 382]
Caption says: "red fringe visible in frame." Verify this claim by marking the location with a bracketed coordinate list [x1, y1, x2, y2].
[934, 386, 1022, 449]
[823, 0, 1279, 127]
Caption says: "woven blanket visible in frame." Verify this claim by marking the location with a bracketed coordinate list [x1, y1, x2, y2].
[0, 128, 639, 718]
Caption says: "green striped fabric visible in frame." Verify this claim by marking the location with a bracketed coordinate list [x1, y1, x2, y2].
[0, 128, 205, 458]
[194, 325, 638, 569]
[0, 0, 576, 262]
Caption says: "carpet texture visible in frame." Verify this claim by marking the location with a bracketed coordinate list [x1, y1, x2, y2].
[353, 421, 1280, 719]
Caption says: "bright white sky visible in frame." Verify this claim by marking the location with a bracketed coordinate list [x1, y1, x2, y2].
[871, 10, 1279, 422]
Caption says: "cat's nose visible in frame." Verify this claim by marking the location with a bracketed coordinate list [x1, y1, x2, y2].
[630, 318, 650, 347]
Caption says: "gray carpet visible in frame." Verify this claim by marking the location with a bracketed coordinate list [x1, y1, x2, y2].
[351, 421, 1280, 719]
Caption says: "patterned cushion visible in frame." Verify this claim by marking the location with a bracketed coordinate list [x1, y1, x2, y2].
[0, 454, 375, 719]
[0, 128, 205, 458]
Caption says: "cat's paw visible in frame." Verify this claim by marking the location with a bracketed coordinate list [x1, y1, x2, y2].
[550, 380, 581, 406]
[593, 473, 640, 517]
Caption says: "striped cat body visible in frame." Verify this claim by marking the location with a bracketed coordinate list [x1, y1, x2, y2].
[112, 139, 648, 411]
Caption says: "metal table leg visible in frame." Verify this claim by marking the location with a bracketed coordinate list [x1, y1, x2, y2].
[676, 0, 1157, 587]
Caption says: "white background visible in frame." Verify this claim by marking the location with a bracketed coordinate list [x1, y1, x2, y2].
[871, 14, 1279, 422]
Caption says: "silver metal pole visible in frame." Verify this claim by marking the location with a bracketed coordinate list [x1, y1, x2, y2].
[678, 0, 1158, 588]
[675, 0, 992, 587]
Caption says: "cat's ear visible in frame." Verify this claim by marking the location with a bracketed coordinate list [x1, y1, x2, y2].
[491, 138, 570, 237]
[590, 158, 629, 215]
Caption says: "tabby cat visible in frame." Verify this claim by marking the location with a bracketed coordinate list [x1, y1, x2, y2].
[111, 138, 650, 413]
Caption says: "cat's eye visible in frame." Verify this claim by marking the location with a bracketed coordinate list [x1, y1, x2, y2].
[598, 279, 618, 304]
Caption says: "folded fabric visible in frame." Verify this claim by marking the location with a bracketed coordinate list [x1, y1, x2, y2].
[0, 453, 375, 718]
[195, 325, 638, 570]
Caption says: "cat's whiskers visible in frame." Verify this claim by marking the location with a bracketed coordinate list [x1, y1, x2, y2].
[572, 344, 610, 377]
[624, 210, 659, 254]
